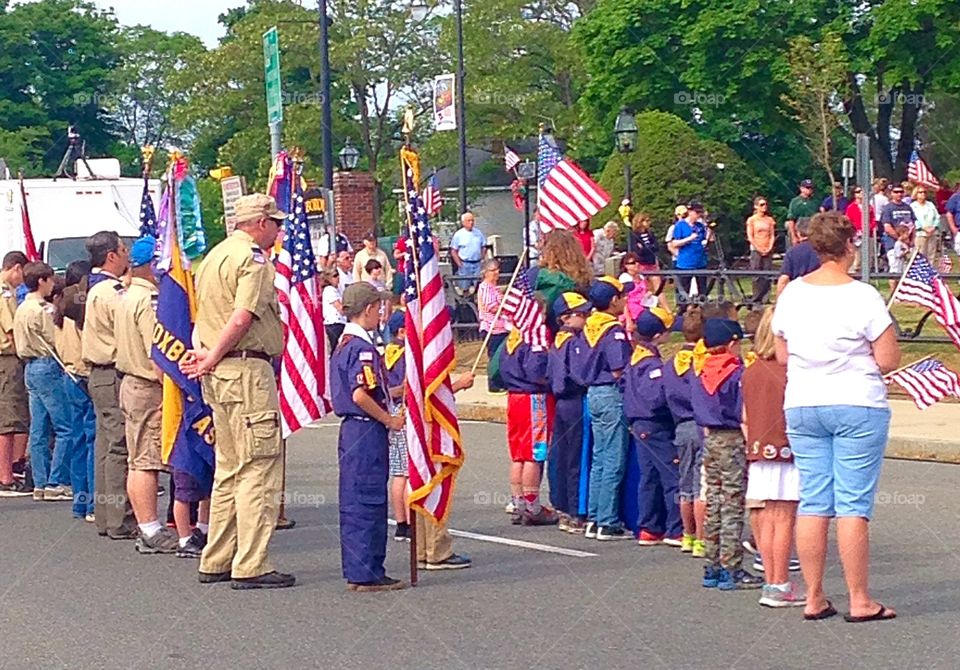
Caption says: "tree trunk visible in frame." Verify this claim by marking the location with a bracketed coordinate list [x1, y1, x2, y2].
[894, 80, 923, 182]
[843, 73, 893, 179]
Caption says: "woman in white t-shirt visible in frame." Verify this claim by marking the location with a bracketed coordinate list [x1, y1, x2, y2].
[772, 210, 900, 623]
[321, 269, 347, 349]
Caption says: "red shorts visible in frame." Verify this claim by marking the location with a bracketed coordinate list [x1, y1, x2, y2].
[506, 392, 555, 462]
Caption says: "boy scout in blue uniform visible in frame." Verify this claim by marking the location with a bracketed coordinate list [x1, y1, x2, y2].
[624, 307, 682, 547]
[546, 292, 592, 533]
[330, 282, 407, 592]
[571, 276, 632, 541]
[693, 318, 763, 591]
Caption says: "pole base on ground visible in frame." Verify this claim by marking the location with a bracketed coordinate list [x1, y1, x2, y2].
[276, 517, 296, 530]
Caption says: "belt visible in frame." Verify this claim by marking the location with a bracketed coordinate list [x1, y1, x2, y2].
[224, 350, 272, 363]
[90, 362, 115, 369]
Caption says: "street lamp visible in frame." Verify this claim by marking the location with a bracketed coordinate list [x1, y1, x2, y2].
[614, 107, 637, 202]
[516, 159, 536, 267]
[410, 0, 468, 217]
[317, 1, 334, 193]
[338, 138, 360, 171]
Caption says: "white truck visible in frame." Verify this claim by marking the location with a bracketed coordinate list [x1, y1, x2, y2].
[0, 158, 161, 269]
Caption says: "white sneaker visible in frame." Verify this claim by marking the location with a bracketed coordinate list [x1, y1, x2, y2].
[504, 501, 516, 514]
[584, 522, 597, 539]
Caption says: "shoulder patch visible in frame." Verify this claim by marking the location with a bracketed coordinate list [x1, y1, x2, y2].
[251, 246, 266, 264]
[112, 282, 125, 293]
[613, 332, 626, 341]
[359, 351, 374, 362]
[648, 368, 663, 379]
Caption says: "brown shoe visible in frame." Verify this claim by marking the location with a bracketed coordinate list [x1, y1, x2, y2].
[347, 576, 408, 592]
[521, 506, 559, 526]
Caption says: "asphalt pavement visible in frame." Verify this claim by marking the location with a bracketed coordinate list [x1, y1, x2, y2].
[2, 419, 959, 670]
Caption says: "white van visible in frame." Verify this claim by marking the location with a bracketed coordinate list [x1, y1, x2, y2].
[0, 158, 161, 269]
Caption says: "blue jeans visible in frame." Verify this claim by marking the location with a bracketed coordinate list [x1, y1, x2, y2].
[24, 358, 73, 490]
[785, 405, 891, 520]
[456, 260, 481, 290]
[64, 374, 96, 516]
[587, 384, 628, 527]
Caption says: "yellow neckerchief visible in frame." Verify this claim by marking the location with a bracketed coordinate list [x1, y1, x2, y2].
[631, 342, 655, 366]
[674, 339, 708, 376]
[384, 342, 404, 370]
[743, 350, 758, 368]
[554, 330, 574, 349]
[505, 328, 523, 355]
[584, 311, 619, 348]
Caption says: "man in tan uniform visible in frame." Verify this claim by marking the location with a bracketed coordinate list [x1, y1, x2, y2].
[81, 231, 137, 539]
[0, 251, 30, 496]
[115, 236, 179, 554]
[183, 193, 293, 590]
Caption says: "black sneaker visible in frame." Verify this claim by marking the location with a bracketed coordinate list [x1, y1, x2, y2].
[0, 480, 32, 497]
[394, 522, 410, 542]
[231, 571, 296, 590]
[176, 529, 206, 558]
[198, 570, 232, 584]
[596, 525, 632, 541]
[346, 576, 408, 592]
[425, 553, 472, 570]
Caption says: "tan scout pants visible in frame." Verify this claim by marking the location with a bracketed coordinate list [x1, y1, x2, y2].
[199, 358, 283, 579]
[119, 375, 165, 471]
[88, 366, 136, 536]
[415, 510, 454, 564]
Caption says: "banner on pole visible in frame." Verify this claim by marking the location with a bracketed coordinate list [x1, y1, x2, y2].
[433, 74, 456, 131]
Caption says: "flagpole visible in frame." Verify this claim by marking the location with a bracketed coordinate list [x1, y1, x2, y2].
[886, 246, 922, 311]
[470, 247, 528, 376]
[883, 354, 935, 380]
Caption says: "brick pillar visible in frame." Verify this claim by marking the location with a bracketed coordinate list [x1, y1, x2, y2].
[333, 170, 376, 247]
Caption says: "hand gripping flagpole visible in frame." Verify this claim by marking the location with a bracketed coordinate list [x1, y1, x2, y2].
[470, 247, 528, 376]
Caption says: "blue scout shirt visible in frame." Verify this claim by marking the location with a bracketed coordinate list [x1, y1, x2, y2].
[384, 341, 405, 389]
[330, 323, 388, 419]
[663, 342, 705, 424]
[623, 342, 673, 424]
[569, 312, 631, 387]
[691, 352, 744, 430]
[499, 330, 550, 394]
[547, 328, 586, 398]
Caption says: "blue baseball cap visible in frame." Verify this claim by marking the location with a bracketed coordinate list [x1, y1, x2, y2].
[703, 318, 744, 348]
[130, 236, 157, 268]
[635, 307, 675, 338]
[588, 276, 625, 310]
[387, 309, 406, 333]
[552, 292, 592, 316]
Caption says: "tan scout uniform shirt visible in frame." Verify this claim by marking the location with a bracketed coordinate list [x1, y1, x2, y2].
[55, 316, 89, 377]
[13, 293, 56, 359]
[195, 229, 283, 356]
[0, 280, 18, 356]
[115, 277, 159, 381]
[81, 271, 125, 366]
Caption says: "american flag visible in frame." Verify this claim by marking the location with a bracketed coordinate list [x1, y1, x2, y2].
[939, 253, 953, 275]
[501, 270, 549, 348]
[139, 175, 158, 238]
[401, 149, 463, 524]
[537, 157, 611, 232]
[887, 358, 960, 410]
[274, 158, 331, 437]
[504, 145, 521, 172]
[537, 132, 562, 190]
[893, 253, 960, 348]
[908, 150, 940, 189]
[18, 174, 39, 262]
[422, 173, 443, 217]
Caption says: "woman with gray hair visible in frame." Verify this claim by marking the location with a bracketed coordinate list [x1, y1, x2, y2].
[477, 258, 509, 393]
[592, 221, 620, 275]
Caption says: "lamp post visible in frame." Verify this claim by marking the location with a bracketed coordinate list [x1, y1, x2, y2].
[338, 138, 360, 171]
[614, 107, 637, 202]
[318, 0, 334, 192]
[411, 0, 467, 216]
[517, 159, 536, 268]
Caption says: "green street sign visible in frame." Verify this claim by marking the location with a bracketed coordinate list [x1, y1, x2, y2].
[262, 27, 283, 125]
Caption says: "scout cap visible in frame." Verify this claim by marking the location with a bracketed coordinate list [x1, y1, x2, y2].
[387, 309, 406, 333]
[342, 282, 392, 317]
[588, 276, 625, 310]
[635, 306, 675, 337]
[130, 236, 156, 268]
[703, 318, 744, 348]
[552, 292, 592, 316]
[234, 193, 287, 224]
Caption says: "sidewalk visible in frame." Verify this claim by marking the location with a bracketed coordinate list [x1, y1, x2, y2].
[457, 375, 960, 463]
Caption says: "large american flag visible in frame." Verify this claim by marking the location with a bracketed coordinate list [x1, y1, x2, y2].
[537, 132, 562, 190]
[139, 175, 158, 238]
[502, 271, 549, 348]
[908, 150, 939, 189]
[274, 161, 331, 437]
[887, 358, 960, 409]
[422, 173, 443, 218]
[537, 158, 611, 232]
[893, 253, 960, 348]
[401, 149, 463, 524]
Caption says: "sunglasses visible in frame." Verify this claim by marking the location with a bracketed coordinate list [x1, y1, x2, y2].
[893, 189, 904, 194]
[624, 260, 639, 265]
[756, 202, 767, 207]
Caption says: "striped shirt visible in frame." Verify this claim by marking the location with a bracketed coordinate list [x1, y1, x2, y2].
[477, 281, 508, 334]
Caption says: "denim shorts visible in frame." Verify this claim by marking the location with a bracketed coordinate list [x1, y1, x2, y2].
[674, 420, 703, 501]
[785, 405, 891, 520]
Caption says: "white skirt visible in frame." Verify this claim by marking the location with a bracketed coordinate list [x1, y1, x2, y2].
[746, 461, 800, 502]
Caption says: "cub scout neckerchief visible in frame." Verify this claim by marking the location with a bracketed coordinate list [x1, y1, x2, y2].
[554, 330, 575, 349]
[630, 343, 656, 366]
[700, 352, 741, 396]
[743, 350, 758, 368]
[673, 339, 707, 376]
[584, 311, 619, 348]
[505, 328, 523, 355]
[384, 342, 404, 370]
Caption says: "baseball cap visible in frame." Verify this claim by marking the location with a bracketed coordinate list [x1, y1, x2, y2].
[635, 306, 675, 338]
[387, 309, 406, 333]
[800, 179, 814, 188]
[341, 282, 392, 317]
[703, 318, 744, 348]
[234, 194, 286, 224]
[553, 292, 592, 317]
[674, 205, 688, 218]
[588, 276, 625, 310]
[130, 236, 156, 268]
[687, 201, 705, 214]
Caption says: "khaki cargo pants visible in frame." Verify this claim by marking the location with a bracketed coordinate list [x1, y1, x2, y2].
[199, 358, 283, 579]
[88, 365, 136, 536]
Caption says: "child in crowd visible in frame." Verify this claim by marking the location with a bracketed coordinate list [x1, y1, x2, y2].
[499, 317, 557, 526]
[571, 277, 632, 541]
[741, 308, 804, 608]
[693, 318, 762, 590]
[663, 308, 706, 556]
[546, 292, 592, 533]
[887, 223, 914, 290]
[384, 310, 411, 541]
[624, 307, 682, 546]
[365, 259, 387, 292]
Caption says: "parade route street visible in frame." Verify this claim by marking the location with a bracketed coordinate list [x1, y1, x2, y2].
[2, 419, 959, 670]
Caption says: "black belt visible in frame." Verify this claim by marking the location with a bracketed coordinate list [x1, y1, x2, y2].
[224, 350, 272, 363]
[91, 362, 115, 369]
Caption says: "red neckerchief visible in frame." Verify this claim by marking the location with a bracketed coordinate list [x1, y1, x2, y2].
[700, 353, 741, 396]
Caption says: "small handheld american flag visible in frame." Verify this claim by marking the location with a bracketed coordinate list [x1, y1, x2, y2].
[502, 271, 549, 348]
[504, 146, 520, 172]
[892, 253, 960, 349]
[886, 358, 960, 409]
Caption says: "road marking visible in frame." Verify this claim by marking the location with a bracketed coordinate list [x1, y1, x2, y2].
[389, 520, 597, 558]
